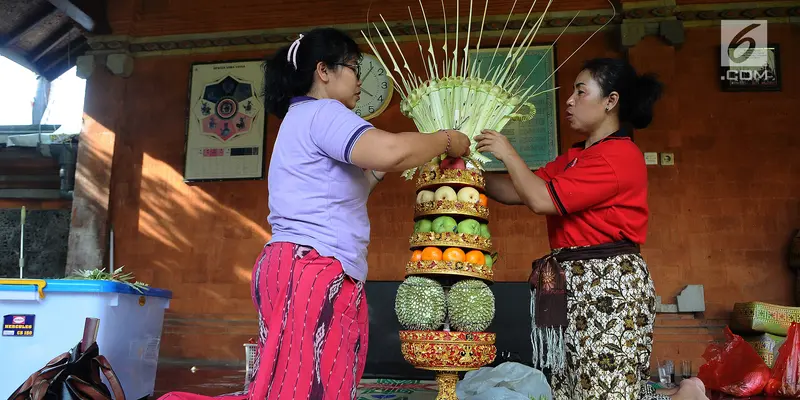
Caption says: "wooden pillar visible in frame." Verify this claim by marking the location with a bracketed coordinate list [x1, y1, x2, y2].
[65, 66, 125, 273]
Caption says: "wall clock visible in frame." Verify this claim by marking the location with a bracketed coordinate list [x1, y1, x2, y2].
[353, 53, 394, 120]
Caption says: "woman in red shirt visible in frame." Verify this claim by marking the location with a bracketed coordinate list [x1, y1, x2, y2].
[476, 58, 707, 400]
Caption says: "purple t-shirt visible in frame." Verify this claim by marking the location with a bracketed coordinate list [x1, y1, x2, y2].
[267, 96, 374, 281]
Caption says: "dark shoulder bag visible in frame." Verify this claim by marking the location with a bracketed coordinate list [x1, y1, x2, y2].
[8, 341, 126, 400]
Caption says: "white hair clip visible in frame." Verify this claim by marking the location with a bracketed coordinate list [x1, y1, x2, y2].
[287, 34, 304, 70]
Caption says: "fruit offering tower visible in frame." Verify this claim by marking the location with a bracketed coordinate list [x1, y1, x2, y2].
[394, 156, 497, 400]
[363, 0, 614, 396]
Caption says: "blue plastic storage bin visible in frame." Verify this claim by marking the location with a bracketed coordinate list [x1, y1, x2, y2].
[0, 279, 172, 400]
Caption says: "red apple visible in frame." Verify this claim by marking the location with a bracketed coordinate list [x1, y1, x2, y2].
[440, 157, 466, 170]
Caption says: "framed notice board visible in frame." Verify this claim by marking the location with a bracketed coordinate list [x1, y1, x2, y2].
[183, 59, 267, 182]
[467, 45, 560, 171]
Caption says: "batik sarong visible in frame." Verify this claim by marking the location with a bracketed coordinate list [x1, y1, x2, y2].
[529, 239, 670, 400]
[547, 252, 668, 400]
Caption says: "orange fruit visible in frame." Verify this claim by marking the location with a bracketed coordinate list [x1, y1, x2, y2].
[421, 247, 443, 261]
[410, 250, 423, 262]
[465, 250, 486, 265]
[478, 194, 488, 207]
[442, 247, 466, 262]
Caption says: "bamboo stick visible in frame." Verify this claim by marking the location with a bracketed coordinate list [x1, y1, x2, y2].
[361, 0, 619, 177]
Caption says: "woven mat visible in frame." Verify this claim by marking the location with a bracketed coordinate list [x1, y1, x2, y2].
[357, 379, 439, 400]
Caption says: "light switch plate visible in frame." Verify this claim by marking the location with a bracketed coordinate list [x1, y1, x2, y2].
[661, 152, 675, 166]
[644, 152, 658, 165]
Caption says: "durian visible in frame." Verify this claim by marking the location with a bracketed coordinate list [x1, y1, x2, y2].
[447, 279, 495, 332]
[395, 276, 447, 331]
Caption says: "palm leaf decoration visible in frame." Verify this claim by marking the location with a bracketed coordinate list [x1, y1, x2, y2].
[66, 266, 150, 294]
[361, 0, 617, 179]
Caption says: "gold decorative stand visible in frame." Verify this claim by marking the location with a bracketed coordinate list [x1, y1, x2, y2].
[398, 161, 497, 400]
[400, 330, 497, 399]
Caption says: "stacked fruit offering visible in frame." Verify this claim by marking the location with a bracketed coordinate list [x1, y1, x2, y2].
[394, 156, 497, 400]
[407, 156, 496, 281]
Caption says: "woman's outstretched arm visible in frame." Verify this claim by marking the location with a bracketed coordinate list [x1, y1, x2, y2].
[350, 128, 471, 172]
[484, 173, 524, 205]
[476, 130, 558, 215]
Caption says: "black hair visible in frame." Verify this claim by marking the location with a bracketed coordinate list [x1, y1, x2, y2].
[262, 27, 362, 118]
[581, 58, 663, 129]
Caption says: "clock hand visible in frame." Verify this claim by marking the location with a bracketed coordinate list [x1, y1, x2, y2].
[361, 88, 374, 97]
[363, 65, 375, 80]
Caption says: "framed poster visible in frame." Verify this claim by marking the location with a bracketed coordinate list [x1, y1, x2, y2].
[719, 43, 781, 92]
[467, 45, 560, 171]
[183, 59, 267, 182]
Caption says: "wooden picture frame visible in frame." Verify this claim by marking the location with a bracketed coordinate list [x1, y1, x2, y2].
[719, 43, 781, 92]
[183, 59, 268, 182]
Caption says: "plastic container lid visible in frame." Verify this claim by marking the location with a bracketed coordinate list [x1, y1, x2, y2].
[0, 279, 173, 299]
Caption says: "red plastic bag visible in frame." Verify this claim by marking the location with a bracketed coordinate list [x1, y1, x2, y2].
[697, 326, 771, 396]
[765, 322, 800, 397]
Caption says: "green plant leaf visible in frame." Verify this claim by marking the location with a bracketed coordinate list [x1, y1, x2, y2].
[66, 266, 150, 294]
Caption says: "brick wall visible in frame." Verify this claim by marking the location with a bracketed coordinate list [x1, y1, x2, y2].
[81, 21, 799, 366]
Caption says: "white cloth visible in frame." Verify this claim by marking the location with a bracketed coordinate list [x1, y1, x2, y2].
[456, 362, 553, 400]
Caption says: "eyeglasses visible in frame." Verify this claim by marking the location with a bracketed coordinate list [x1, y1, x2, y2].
[336, 62, 361, 80]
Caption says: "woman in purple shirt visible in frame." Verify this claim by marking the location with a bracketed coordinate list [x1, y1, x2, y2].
[248, 27, 470, 400]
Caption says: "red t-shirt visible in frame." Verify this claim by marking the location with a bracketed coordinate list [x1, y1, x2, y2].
[534, 130, 648, 249]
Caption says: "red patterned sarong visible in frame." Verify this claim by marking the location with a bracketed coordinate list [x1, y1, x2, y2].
[158, 241, 369, 400]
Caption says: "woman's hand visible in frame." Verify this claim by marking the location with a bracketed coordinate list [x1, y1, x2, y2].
[445, 130, 471, 158]
[475, 130, 517, 162]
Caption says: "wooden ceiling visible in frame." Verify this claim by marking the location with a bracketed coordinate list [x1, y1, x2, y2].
[0, 0, 109, 80]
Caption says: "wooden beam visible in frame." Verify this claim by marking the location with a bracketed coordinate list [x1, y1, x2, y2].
[1, 8, 60, 48]
[0, 175, 60, 183]
[47, 0, 95, 32]
[40, 38, 88, 81]
[31, 24, 76, 63]
[0, 189, 63, 199]
[0, 198, 72, 210]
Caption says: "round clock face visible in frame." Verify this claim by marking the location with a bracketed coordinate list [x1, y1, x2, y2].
[353, 53, 393, 120]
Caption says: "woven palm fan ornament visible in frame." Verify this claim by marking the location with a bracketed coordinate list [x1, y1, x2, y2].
[362, 1, 616, 398]
[362, 0, 616, 179]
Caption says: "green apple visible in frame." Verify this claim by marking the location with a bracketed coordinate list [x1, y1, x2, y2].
[414, 219, 433, 233]
[432, 216, 458, 233]
[479, 223, 491, 239]
[456, 218, 480, 235]
[485, 253, 494, 268]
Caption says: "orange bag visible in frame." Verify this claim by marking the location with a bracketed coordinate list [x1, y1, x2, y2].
[765, 322, 800, 397]
[697, 326, 771, 397]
